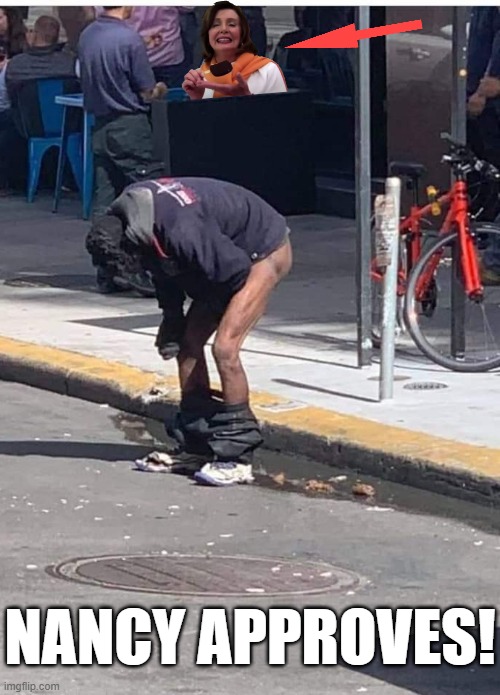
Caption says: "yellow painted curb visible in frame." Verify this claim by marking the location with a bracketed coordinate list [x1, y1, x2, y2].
[0, 335, 499, 482]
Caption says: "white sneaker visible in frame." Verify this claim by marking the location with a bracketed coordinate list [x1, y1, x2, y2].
[134, 448, 206, 475]
[194, 462, 254, 487]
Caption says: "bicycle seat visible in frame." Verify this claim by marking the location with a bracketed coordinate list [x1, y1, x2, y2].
[388, 161, 427, 179]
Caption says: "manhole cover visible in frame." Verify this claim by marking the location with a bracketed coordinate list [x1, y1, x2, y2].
[403, 382, 448, 391]
[47, 554, 360, 597]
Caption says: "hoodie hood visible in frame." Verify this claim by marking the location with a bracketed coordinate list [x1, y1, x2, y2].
[108, 186, 155, 247]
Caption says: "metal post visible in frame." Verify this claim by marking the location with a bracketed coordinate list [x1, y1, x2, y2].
[451, 7, 467, 145]
[451, 240, 466, 359]
[378, 178, 401, 401]
[450, 7, 468, 359]
[355, 6, 372, 367]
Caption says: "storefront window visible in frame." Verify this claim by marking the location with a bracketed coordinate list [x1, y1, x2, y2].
[266, 6, 355, 104]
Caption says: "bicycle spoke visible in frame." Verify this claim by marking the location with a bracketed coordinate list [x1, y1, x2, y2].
[405, 228, 500, 372]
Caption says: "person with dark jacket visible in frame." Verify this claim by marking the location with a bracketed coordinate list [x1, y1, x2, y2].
[85, 177, 293, 487]
[5, 15, 75, 101]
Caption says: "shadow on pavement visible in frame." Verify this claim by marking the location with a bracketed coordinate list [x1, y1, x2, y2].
[0, 440, 154, 462]
[350, 648, 499, 695]
[4, 274, 96, 291]
[273, 377, 379, 403]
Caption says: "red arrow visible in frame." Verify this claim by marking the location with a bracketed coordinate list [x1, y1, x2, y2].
[286, 19, 423, 49]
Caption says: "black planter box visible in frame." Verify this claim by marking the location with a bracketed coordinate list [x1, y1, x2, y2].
[152, 90, 315, 216]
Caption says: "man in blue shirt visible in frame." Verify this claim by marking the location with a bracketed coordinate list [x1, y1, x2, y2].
[78, 6, 166, 294]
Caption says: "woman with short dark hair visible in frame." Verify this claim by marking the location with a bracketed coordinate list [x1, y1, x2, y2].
[182, 1, 286, 99]
[0, 7, 26, 57]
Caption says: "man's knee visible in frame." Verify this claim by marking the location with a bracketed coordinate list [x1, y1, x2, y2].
[212, 336, 239, 369]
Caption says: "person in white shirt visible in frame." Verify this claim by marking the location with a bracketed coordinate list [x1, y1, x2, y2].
[182, 0, 286, 100]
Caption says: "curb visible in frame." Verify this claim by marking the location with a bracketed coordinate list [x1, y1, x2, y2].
[1, 336, 500, 508]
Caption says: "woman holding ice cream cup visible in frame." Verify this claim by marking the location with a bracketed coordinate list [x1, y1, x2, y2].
[182, 1, 287, 100]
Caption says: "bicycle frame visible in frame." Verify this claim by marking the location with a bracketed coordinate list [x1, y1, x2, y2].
[412, 181, 483, 302]
[372, 179, 483, 303]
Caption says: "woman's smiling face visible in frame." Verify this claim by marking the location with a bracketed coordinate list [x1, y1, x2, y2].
[209, 9, 241, 60]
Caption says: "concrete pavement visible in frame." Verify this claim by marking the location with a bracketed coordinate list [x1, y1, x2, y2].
[1, 382, 500, 694]
[1, 194, 500, 505]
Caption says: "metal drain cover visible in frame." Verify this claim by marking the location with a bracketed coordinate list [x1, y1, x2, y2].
[403, 382, 448, 391]
[48, 554, 360, 597]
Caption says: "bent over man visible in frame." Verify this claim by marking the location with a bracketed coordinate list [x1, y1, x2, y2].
[86, 177, 293, 486]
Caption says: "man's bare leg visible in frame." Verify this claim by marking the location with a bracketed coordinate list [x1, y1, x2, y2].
[194, 240, 292, 485]
[177, 300, 220, 397]
[212, 240, 292, 404]
[136, 301, 220, 471]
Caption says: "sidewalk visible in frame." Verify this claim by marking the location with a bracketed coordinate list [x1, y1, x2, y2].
[1, 194, 500, 504]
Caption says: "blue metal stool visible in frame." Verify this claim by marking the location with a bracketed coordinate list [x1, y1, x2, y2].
[53, 93, 94, 220]
[25, 79, 83, 204]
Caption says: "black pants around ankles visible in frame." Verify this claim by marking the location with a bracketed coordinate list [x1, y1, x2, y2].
[92, 112, 164, 215]
[168, 395, 264, 464]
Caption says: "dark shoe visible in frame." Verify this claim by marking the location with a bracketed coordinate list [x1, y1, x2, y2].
[115, 271, 156, 298]
[96, 267, 129, 294]
[96, 267, 156, 297]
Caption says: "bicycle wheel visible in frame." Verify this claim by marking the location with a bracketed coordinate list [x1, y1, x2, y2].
[404, 226, 500, 372]
[371, 232, 436, 348]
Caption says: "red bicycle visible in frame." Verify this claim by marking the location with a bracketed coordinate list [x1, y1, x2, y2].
[371, 133, 500, 372]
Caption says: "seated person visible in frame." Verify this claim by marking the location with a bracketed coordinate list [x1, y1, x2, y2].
[5, 15, 76, 102]
[182, 1, 286, 99]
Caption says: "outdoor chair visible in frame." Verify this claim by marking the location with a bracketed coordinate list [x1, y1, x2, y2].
[15, 77, 83, 203]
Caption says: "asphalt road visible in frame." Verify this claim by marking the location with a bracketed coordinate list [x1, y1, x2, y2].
[0, 382, 498, 693]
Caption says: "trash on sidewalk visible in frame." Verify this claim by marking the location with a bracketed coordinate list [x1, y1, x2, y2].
[272, 472, 286, 485]
[144, 385, 180, 402]
[304, 479, 335, 494]
[352, 482, 376, 498]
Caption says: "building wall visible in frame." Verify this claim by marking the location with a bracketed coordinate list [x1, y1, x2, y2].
[386, 7, 454, 196]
